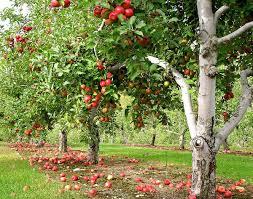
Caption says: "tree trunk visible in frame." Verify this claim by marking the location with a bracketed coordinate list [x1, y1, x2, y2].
[87, 106, 100, 164]
[191, 135, 216, 198]
[59, 130, 67, 152]
[192, 1, 217, 198]
[179, 129, 186, 150]
[121, 123, 128, 144]
[151, 134, 156, 146]
[87, 126, 100, 164]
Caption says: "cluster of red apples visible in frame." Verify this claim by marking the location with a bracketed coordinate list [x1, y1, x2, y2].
[5, 25, 35, 55]
[94, 0, 134, 25]
[81, 61, 114, 123]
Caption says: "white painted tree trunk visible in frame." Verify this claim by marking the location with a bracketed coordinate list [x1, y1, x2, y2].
[191, 1, 218, 198]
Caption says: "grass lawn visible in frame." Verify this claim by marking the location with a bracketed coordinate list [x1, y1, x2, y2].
[74, 144, 253, 184]
[0, 142, 252, 199]
[0, 142, 79, 199]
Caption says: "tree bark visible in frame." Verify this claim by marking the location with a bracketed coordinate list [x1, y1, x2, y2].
[87, 106, 100, 164]
[191, 1, 217, 198]
[87, 125, 100, 164]
[59, 130, 67, 152]
[151, 134, 156, 146]
[120, 124, 128, 144]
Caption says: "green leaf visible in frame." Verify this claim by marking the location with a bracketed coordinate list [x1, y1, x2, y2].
[129, 16, 136, 26]
[150, 64, 157, 72]
[134, 30, 143, 37]
[136, 21, 146, 29]
[152, 73, 163, 81]
[169, 17, 179, 23]
[63, 81, 70, 86]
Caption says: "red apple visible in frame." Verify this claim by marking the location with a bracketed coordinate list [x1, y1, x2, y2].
[120, 172, 126, 177]
[83, 95, 92, 103]
[60, 173, 66, 177]
[94, 6, 102, 17]
[125, 8, 134, 17]
[188, 194, 197, 199]
[60, 177, 66, 182]
[88, 189, 97, 197]
[100, 80, 106, 87]
[224, 190, 232, 198]
[105, 79, 112, 86]
[63, 0, 70, 8]
[71, 175, 79, 181]
[104, 181, 112, 188]
[164, 179, 171, 185]
[217, 186, 226, 193]
[51, 0, 61, 7]
[109, 11, 118, 21]
[106, 72, 113, 79]
[83, 176, 89, 181]
[52, 166, 58, 171]
[85, 86, 91, 92]
[122, 0, 131, 9]
[184, 68, 191, 76]
[91, 102, 98, 107]
[95, 94, 101, 102]
[23, 26, 33, 32]
[80, 84, 86, 90]
[74, 184, 81, 191]
[114, 6, 125, 15]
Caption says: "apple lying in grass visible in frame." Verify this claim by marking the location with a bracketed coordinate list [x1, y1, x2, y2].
[71, 175, 79, 181]
[104, 181, 112, 188]
[83, 176, 89, 181]
[60, 177, 66, 182]
[224, 190, 232, 198]
[217, 185, 226, 193]
[188, 194, 197, 199]
[88, 189, 97, 197]
[164, 179, 171, 185]
[74, 184, 81, 191]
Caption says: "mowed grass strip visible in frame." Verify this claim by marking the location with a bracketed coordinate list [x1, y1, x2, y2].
[0, 142, 63, 199]
[74, 144, 253, 184]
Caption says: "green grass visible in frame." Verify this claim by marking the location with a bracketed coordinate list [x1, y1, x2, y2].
[0, 142, 65, 199]
[0, 142, 252, 199]
[74, 144, 253, 184]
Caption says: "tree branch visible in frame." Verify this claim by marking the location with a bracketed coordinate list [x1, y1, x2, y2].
[215, 69, 253, 151]
[93, 19, 105, 60]
[107, 64, 125, 72]
[218, 21, 253, 44]
[146, 56, 197, 138]
[214, 5, 229, 27]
